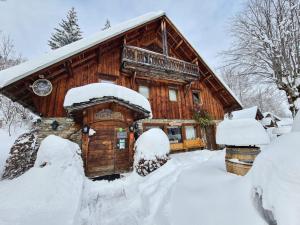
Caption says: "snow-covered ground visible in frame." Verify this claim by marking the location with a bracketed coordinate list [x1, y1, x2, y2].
[1, 124, 299, 225]
[0, 135, 266, 225]
[79, 150, 265, 225]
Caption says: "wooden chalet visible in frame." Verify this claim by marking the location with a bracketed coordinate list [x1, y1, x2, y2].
[0, 11, 242, 177]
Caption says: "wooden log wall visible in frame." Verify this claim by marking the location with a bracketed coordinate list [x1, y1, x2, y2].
[33, 35, 224, 120]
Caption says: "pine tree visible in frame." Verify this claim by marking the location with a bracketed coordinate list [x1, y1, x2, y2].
[48, 7, 82, 50]
[102, 19, 111, 30]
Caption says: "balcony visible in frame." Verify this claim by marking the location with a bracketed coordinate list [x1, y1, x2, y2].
[122, 45, 200, 81]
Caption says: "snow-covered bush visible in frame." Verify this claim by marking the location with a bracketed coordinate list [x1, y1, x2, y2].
[0, 135, 85, 225]
[134, 128, 170, 176]
[251, 114, 300, 225]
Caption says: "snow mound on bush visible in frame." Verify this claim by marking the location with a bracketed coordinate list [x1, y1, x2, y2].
[0, 135, 85, 225]
[134, 128, 170, 162]
[251, 131, 300, 225]
[216, 119, 270, 146]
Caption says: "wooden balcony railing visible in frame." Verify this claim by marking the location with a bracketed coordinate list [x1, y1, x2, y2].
[122, 45, 200, 81]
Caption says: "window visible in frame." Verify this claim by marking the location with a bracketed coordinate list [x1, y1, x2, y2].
[192, 91, 201, 105]
[98, 79, 115, 84]
[167, 126, 182, 143]
[169, 89, 177, 102]
[138, 86, 150, 99]
[185, 126, 196, 140]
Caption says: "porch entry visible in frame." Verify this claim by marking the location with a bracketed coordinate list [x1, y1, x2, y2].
[87, 121, 130, 177]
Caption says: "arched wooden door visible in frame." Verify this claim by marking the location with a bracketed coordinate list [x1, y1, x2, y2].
[87, 121, 130, 177]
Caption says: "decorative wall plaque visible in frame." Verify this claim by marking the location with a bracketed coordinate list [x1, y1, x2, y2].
[32, 79, 53, 96]
[95, 109, 124, 121]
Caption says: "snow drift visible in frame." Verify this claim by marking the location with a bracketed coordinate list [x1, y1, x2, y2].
[216, 119, 270, 146]
[0, 135, 85, 225]
[251, 116, 300, 225]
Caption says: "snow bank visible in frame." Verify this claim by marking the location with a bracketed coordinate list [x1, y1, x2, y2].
[250, 132, 300, 225]
[291, 111, 300, 132]
[0, 135, 85, 225]
[216, 119, 270, 146]
[134, 128, 170, 162]
[64, 83, 152, 114]
[231, 106, 258, 119]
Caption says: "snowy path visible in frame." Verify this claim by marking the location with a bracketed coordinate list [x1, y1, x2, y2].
[79, 150, 265, 225]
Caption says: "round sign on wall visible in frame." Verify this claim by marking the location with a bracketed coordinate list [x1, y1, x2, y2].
[32, 79, 53, 96]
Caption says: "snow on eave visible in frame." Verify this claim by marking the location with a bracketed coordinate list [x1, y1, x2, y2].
[0, 11, 165, 89]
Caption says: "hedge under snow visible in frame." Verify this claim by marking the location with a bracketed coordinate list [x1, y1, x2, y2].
[134, 128, 170, 162]
[216, 118, 270, 146]
[64, 83, 152, 115]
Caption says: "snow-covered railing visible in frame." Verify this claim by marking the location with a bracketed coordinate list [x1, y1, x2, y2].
[122, 45, 200, 80]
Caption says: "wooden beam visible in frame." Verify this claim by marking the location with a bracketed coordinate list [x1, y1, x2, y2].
[192, 58, 198, 64]
[161, 19, 168, 56]
[64, 60, 74, 78]
[175, 40, 183, 50]
[131, 71, 137, 89]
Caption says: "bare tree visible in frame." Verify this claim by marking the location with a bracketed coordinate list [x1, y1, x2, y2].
[0, 32, 30, 135]
[224, 0, 300, 117]
[221, 67, 288, 116]
[0, 32, 23, 70]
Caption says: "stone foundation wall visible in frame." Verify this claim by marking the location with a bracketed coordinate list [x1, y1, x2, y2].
[35, 117, 82, 146]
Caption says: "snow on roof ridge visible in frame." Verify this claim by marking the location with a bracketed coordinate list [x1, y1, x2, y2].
[0, 10, 165, 88]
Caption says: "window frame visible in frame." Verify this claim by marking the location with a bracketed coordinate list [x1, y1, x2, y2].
[168, 88, 178, 102]
[192, 90, 202, 105]
[138, 85, 150, 99]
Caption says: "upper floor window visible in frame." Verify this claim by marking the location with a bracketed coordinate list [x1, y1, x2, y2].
[138, 85, 150, 99]
[192, 91, 201, 105]
[169, 88, 178, 102]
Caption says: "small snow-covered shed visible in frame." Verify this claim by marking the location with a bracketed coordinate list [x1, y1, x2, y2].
[216, 118, 270, 175]
[64, 83, 151, 177]
[230, 106, 264, 121]
[261, 112, 280, 128]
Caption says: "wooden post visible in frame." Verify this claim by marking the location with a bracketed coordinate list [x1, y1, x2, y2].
[161, 19, 168, 56]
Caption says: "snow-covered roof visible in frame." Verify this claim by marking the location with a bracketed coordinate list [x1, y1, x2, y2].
[216, 118, 270, 146]
[0, 11, 165, 88]
[231, 106, 259, 120]
[263, 112, 281, 121]
[277, 118, 293, 127]
[63, 83, 152, 115]
[0, 11, 242, 109]
[261, 117, 273, 126]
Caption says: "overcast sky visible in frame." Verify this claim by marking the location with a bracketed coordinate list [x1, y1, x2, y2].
[0, 0, 244, 69]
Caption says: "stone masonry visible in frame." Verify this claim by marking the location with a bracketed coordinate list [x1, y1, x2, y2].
[35, 117, 82, 146]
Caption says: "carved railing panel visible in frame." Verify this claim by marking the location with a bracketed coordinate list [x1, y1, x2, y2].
[122, 45, 200, 80]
